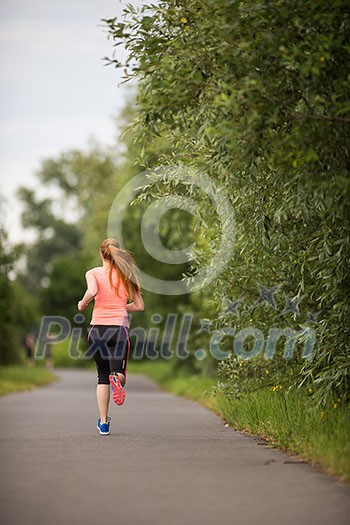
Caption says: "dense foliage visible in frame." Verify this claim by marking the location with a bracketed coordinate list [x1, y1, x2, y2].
[103, 0, 350, 404]
[0, 205, 38, 364]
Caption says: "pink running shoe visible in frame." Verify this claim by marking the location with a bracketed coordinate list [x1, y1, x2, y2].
[109, 374, 126, 405]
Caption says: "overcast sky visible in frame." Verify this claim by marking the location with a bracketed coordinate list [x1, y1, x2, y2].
[0, 0, 143, 242]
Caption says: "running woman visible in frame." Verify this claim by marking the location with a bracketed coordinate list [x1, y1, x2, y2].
[77, 238, 144, 435]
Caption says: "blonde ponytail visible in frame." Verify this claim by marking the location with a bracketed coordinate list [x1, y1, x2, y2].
[100, 238, 141, 301]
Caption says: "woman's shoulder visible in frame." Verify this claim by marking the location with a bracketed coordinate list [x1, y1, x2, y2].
[85, 266, 103, 277]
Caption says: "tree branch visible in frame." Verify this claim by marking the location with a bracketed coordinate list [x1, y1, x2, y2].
[289, 112, 350, 124]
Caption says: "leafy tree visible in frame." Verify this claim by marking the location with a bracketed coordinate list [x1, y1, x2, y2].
[103, 0, 350, 403]
[0, 225, 19, 364]
[0, 198, 39, 364]
[39, 253, 90, 320]
[17, 187, 82, 292]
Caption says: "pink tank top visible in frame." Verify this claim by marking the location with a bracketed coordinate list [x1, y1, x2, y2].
[90, 267, 129, 327]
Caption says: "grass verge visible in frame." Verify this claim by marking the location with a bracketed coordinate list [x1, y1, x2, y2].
[0, 366, 58, 395]
[128, 359, 350, 482]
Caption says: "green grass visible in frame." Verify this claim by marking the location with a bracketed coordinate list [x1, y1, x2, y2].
[127, 360, 217, 403]
[128, 359, 350, 482]
[0, 366, 58, 395]
[216, 389, 350, 481]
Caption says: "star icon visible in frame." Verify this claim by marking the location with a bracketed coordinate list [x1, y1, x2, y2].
[278, 294, 303, 317]
[196, 319, 212, 333]
[252, 283, 281, 310]
[221, 297, 243, 317]
[305, 310, 322, 324]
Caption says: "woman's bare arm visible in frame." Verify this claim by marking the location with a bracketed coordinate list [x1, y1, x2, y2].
[126, 290, 144, 312]
[77, 271, 98, 311]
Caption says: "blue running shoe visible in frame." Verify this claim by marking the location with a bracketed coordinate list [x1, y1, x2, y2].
[97, 416, 111, 435]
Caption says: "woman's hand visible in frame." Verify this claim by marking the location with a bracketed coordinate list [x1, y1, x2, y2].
[126, 291, 144, 311]
[77, 301, 86, 311]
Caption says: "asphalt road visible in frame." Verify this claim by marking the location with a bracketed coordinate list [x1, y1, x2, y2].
[0, 369, 349, 525]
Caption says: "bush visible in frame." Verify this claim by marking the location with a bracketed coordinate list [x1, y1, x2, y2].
[104, 0, 350, 404]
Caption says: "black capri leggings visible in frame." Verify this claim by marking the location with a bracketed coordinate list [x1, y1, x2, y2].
[88, 325, 130, 385]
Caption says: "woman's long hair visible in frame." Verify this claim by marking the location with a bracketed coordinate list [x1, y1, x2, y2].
[100, 238, 141, 301]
